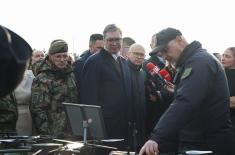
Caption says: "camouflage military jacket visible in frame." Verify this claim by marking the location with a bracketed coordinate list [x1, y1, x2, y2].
[0, 94, 17, 133]
[30, 59, 78, 137]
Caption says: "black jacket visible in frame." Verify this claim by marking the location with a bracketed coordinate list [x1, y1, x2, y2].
[151, 41, 235, 154]
[73, 50, 92, 89]
[127, 60, 146, 151]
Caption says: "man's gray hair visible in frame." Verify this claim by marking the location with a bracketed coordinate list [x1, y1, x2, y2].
[103, 24, 122, 38]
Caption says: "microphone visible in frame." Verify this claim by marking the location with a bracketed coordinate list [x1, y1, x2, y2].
[146, 62, 160, 75]
[159, 69, 172, 82]
[146, 62, 167, 87]
[146, 63, 175, 100]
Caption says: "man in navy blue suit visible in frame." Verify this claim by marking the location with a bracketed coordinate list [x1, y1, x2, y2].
[73, 33, 103, 91]
[81, 24, 132, 150]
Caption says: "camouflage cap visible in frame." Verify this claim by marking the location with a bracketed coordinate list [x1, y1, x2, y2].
[48, 39, 68, 54]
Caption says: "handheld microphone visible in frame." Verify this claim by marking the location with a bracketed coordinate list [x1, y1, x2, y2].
[146, 62, 167, 87]
[146, 62, 160, 76]
[159, 69, 172, 82]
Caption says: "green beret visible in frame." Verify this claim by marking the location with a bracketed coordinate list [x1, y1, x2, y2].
[48, 39, 68, 54]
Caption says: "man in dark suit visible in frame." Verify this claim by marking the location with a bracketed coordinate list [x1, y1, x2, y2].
[126, 43, 147, 152]
[81, 24, 132, 150]
[73, 33, 104, 90]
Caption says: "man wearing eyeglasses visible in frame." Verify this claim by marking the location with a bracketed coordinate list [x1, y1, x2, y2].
[81, 24, 133, 150]
[139, 28, 235, 155]
[126, 43, 147, 152]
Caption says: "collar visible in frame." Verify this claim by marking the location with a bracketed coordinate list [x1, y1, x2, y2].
[112, 53, 120, 61]
[175, 41, 202, 68]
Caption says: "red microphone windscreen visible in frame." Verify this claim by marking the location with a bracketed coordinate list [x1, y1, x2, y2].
[159, 69, 172, 81]
[146, 62, 155, 72]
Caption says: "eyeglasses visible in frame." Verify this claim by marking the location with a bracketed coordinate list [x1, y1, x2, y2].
[105, 38, 122, 43]
[131, 52, 146, 58]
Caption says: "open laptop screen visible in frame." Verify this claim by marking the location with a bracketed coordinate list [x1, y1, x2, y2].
[63, 103, 107, 140]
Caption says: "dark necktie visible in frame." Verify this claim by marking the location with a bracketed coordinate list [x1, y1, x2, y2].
[113, 56, 121, 75]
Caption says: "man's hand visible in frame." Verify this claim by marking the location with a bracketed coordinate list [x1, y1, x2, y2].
[230, 96, 235, 108]
[164, 81, 174, 93]
[149, 94, 158, 102]
[139, 140, 159, 155]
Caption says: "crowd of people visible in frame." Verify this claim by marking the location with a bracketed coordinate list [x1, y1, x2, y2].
[0, 24, 235, 155]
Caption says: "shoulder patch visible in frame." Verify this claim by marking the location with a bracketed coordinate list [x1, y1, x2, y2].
[181, 68, 192, 79]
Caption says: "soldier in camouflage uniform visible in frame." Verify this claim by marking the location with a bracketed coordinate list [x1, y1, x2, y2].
[0, 94, 18, 133]
[30, 39, 78, 138]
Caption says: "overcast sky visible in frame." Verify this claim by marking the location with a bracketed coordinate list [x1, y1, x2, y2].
[1, 0, 234, 56]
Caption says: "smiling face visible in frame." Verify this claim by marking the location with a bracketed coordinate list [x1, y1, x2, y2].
[222, 48, 235, 69]
[104, 30, 122, 54]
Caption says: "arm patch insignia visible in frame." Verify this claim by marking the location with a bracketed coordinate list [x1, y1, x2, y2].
[181, 68, 192, 80]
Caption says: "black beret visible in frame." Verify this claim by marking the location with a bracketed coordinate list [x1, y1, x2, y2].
[0, 25, 32, 97]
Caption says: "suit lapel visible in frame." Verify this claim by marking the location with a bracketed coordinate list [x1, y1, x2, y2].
[101, 49, 122, 78]
[101, 49, 131, 102]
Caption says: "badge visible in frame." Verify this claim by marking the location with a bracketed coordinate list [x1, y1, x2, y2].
[181, 68, 192, 79]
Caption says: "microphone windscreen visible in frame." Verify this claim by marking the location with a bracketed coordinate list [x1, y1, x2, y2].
[146, 62, 155, 72]
[159, 69, 172, 81]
